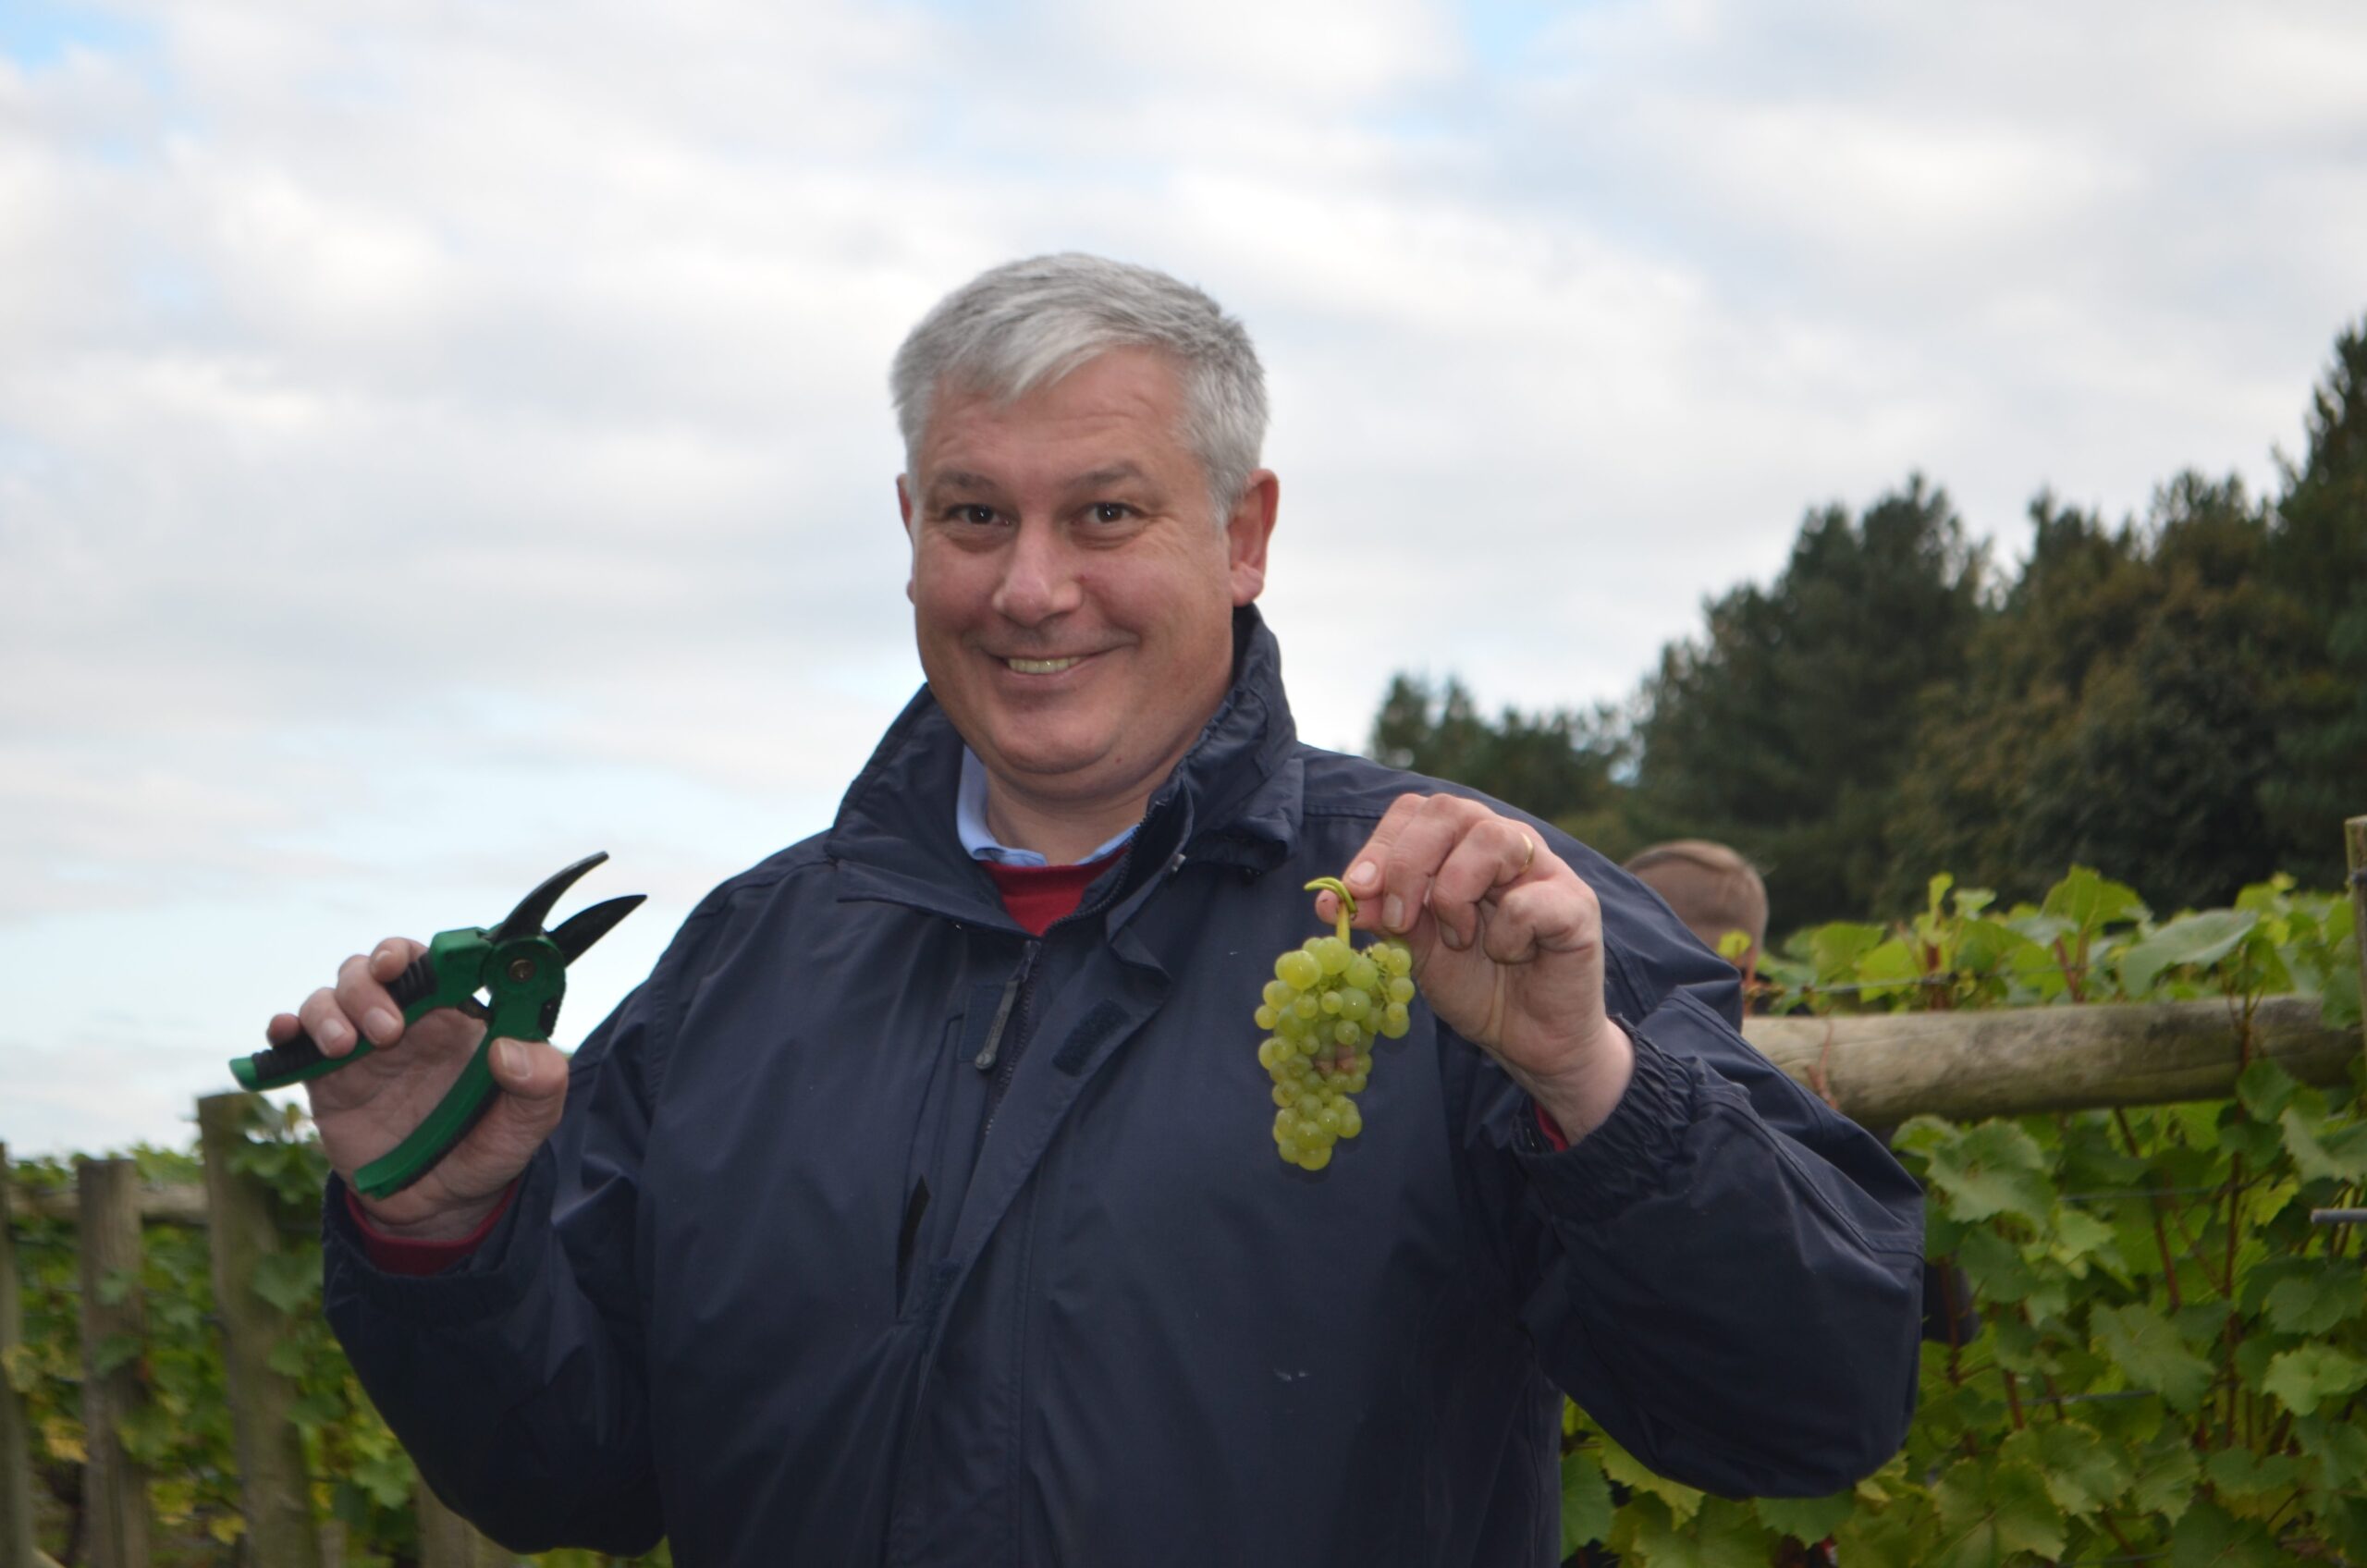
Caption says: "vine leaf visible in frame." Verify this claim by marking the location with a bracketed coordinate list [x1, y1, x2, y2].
[1559, 1449, 1613, 1555]
[2277, 1107, 2367, 1186]
[1624, 1497, 1770, 1568]
[2167, 1498, 2282, 1566]
[2263, 1269, 2364, 1335]
[2203, 1448, 2302, 1515]
[1600, 1436, 1705, 1525]
[91, 1331, 142, 1378]
[250, 1252, 318, 1315]
[2233, 1060, 2302, 1123]
[1751, 1488, 1856, 1543]
[1932, 1456, 2066, 1566]
[2092, 1303, 2214, 1413]
[2002, 1423, 2128, 1518]
[2042, 867, 2148, 942]
[2261, 1344, 2367, 1417]
[1918, 1121, 2052, 1225]
[2116, 909, 2258, 997]
[2292, 1415, 2367, 1489]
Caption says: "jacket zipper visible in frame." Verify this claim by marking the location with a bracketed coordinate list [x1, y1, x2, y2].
[972, 839, 1171, 1148]
[972, 942, 1038, 1074]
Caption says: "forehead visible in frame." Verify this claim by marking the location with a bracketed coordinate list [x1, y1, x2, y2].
[915, 347, 1196, 484]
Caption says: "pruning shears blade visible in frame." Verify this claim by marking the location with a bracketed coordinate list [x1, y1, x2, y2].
[490, 851, 610, 944]
[549, 893, 647, 966]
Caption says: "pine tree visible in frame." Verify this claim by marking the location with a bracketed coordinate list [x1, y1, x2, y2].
[1631, 476, 1986, 925]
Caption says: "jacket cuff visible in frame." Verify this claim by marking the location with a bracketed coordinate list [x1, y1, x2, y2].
[1512, 1024, 1693, 1222]
[323, 1149, 553, 1325]
[345, 1182, 516, 1275]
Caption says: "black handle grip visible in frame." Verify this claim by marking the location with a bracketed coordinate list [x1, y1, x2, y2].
[236, 954, 439, 1090]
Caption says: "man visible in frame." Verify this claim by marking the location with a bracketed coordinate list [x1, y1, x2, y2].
[273, 255, 1922, 1565]
[1624, 839, 1770, 986]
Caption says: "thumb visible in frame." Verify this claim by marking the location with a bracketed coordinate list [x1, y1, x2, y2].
[485, 1035, 570, 1129]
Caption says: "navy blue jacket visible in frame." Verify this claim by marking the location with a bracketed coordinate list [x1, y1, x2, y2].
[325, 609, 1923, 1566]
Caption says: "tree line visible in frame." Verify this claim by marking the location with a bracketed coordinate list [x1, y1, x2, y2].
[1372, 318, 2367, 931]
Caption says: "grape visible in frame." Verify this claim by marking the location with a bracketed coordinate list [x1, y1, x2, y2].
[1248, 876, 1421, 1170]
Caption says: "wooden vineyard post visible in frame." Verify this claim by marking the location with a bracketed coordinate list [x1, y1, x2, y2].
[74, 1161, 149, 1568]
[2, 1145, 44, 1568]
[416, 1475, 512, 1568]
[196, 1096, 322, 1568]
[2349, 815, 2367, 1072]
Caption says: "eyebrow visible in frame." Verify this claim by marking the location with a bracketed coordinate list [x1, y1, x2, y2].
[1072, 463, 1149, 489]
[926, 463, 1157, 496]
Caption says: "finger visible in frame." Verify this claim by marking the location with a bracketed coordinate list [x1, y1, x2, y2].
[334, 945, 410, 1047]
[1476, 876, 1598, 968]
[1373, 796, 1488, 937]
[460, 1038, 571, 1168]
[1428, 818, 1550, 950]
[296, 985, 361, 1058]
[485, 1036, 569, 1105]
[1340, 793, 1430, 909]
[368, 937, 424, 984]
[265, 1011, 302, 1045]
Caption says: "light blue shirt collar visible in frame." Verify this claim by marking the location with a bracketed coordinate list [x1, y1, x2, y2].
[956, 749, 1138, 868]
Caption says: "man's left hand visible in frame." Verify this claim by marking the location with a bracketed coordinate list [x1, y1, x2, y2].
[1323, 794, 1635, 1139]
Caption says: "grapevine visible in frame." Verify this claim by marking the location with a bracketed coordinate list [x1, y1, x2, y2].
[1253, 876, 1415, 1170]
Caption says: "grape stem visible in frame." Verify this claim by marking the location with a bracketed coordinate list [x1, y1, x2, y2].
[1304, 876, 1356, 944]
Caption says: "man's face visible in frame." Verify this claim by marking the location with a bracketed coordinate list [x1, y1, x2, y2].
[898, 347, 1275, 827]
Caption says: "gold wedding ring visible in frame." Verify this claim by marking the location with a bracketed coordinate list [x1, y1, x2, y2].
[1517, 832, 1537, 873]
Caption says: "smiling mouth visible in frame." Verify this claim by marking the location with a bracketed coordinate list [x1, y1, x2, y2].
[1002, 655, 1085, 674]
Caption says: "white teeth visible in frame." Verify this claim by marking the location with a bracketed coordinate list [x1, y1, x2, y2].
[1006, 656, 1080, 674]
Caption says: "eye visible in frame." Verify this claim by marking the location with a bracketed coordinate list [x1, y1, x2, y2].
[1088, 502, 1134, 524]
[944, 504, 1000, 527]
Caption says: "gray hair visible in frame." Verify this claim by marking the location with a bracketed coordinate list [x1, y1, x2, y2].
[891, 253, 1269, 521]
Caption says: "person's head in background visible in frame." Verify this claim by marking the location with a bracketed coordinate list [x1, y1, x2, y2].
[1624, 840, 1768, 984]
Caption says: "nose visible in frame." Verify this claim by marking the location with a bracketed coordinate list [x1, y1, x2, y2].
[991, 520, 1085, 626]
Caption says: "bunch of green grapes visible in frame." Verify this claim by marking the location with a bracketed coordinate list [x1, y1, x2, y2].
[1253, 876, 1416, 1170]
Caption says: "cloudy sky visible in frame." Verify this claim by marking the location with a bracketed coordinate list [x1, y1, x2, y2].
[6, 0, 2364, 1156]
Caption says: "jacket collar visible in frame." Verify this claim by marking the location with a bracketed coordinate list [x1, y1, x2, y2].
[825, 606, 1302, 925]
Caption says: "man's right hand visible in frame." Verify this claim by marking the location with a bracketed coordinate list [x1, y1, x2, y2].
[267, 937, 570, 1241]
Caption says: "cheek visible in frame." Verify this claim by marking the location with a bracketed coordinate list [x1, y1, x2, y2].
[908, 556, 976, 626]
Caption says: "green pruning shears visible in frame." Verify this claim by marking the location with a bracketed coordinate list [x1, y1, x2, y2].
[228, 852, 644, 1199]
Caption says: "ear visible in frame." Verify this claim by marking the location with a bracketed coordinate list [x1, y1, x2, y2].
[896, 475, 917, 603]
[1224, 470, 1280, 606]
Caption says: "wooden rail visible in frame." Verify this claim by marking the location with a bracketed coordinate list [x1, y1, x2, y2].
[1742, 993, 2358, 1126]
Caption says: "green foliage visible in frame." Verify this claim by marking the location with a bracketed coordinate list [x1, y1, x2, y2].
[1883, 473, 2343, 915]
[1368, 673, 1634, 852]
[1630, 474, 1987, 926]
[3, 1104, 670, 1566]
[1561, 865, 2366, 1565]
[1384, 316, 2367, 930]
